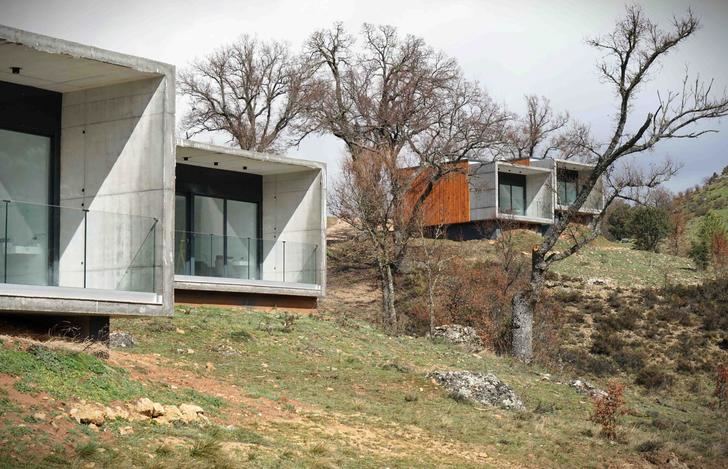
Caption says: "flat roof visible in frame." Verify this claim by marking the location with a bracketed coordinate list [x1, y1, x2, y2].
[176, 139, 325, 176]
[554, 159, 597, 171]
[497, 161, 553, 176]
[0, 25, 174, 92]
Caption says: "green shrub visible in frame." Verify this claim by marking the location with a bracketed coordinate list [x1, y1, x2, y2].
[626, 206, 670, 252]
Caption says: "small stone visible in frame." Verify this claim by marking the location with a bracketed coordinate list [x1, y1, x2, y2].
[205, 362, 215, 372]
[187, 349, 195, 355]
[119, 426, 134, 435]
[176, 328, 185, 335]
[32, 412, 47, 422]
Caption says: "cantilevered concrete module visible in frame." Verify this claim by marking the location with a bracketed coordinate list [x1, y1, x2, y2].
[174, 140, 326, 310]
[0, 25, 176, 332]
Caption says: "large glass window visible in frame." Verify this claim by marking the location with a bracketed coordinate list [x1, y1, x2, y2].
[175, 194, 258, 279]
[0, 129, 52, 285]
[557, 169, 579, 206]
[498, 173, 526, 216]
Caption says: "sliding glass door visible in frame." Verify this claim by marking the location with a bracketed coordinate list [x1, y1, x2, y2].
[175, 194, 258, 279]
[498, 172, 526, 216]
[0, 128, 52, 285]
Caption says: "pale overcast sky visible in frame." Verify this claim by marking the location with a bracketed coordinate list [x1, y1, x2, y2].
[2, 0, 727, 192]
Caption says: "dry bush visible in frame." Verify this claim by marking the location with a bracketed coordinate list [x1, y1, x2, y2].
[438, 258, 516, 353]
[591, 381, 627, 440]
[715, 365, 728, 408]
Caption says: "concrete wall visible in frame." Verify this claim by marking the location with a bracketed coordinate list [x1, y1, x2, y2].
[468, 163, 497, 221]
[260, 169, 325, 288]
[56, 76, 175, 312]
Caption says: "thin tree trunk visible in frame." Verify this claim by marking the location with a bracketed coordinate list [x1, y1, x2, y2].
[511, 247, 546, 362]
[378, 263, 397, 330]
[384, 263, 397, 328]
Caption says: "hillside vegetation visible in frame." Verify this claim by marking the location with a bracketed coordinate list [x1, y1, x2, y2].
[678, 167, 728, 239]
[0, 303, 724, 468]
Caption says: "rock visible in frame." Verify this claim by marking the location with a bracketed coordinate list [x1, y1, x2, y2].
[32, 412, 47, 422]
[176, 328, 186, 335]
[205, 362, 215, 372]
[155, 405, 184, 425]
[428, 371, 524, 410]
[135, 398, 165, 418]
[109, 331, 136, 349]
[570, 378, 607, 398]
[179, 404, 205, 423]
[431, 325, 484, 352]
[72, 405, 105, 426]
[210, 342, 241, 356]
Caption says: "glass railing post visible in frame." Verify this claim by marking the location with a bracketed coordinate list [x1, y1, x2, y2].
[3, 200, 8, 283]
[247, 237, 251, 280]
[282, 240, 286, 282]
[83, 209, 89, 288]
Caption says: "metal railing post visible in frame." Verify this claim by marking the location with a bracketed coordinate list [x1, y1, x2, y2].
[282, 240, 286, 282]
[3, 200, 9, 283]
[313, 244, 318, 285]
[152, 219, 157, 292]
[83, 208, 89, 288]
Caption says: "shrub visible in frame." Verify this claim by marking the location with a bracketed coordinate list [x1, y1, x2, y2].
[715, 365, 728, 408]
[591, 381, 626, 440]
[626, 206, 670, 252]
[605, 202, 633, 241]
[690, 213, 728, 270]
[635, 366, 674, 390]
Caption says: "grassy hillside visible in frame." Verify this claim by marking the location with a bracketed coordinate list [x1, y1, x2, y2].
[680, 171, 728, 239]
[0, 307, 725, 468]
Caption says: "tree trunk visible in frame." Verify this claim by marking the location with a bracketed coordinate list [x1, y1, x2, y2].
[379, 263, 397, 330]
[511, 247, 546, 363]
[511, 289, 534, 362]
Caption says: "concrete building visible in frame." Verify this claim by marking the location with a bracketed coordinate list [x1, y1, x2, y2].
[409, 158, 604, 238]
[0, 25, 176, 336]
[174, 140, 326, 311]
[0, 26, 329, 332]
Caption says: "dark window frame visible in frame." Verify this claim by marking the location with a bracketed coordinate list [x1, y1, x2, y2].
[557, 169, 579, 206]
[498, 172, 527, 216]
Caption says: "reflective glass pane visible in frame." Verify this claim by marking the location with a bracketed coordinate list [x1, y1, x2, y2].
[193, 196, 224, 276]
[0, 129, 51, 285]
[226, 200, 257, 279]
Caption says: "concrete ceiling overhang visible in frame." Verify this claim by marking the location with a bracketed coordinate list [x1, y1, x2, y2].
[0, 25, 172, 93]
[555, 159, 597, 172]
[176, 139, 325, 176]
[497, 162, 553, 176]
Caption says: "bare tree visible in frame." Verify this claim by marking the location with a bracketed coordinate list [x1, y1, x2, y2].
[510, 6, 728, 362]
[179, 36, 317, 153]
[413, 220, 452, 336]
[307, 23, 509, 327]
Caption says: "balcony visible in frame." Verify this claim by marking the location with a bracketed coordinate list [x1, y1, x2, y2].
[0, 200, 160, 304]
[174, 231, 322, 297]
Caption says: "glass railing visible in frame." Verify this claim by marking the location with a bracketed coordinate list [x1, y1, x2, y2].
[175, 231, 320, 286]
[499, 200, 552, 220]
[0, 200, 157, 293]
